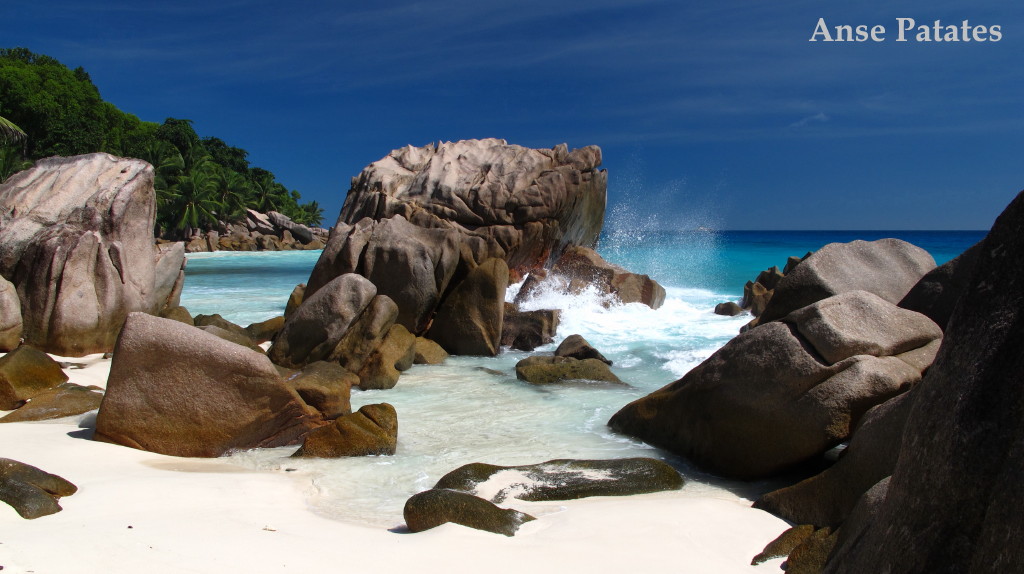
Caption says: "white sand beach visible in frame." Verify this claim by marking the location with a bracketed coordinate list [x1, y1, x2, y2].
[1, 355, 791, 574]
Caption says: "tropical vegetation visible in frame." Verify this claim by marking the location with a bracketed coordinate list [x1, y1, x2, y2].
[0, 47, 324, 237]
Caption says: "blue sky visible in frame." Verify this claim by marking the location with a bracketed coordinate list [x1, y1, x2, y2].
[3, 0, 1022, 229]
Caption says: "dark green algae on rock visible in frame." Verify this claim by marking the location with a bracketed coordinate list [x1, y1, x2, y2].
[403, 489, 536, 536]
[433, 457, 684, 503]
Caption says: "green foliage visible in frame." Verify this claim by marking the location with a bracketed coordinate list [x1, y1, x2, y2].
[0, 47, 325, 233]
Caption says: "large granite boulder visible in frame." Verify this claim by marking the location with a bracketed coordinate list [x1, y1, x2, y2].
[754, 391, 914, 527]
[355, 324, 416, 390]
[0, 153, 186, 355]
[403, 488, 535, 536]
[0, 345, 69, 410]
[427, 258, 509, 356]
[306, 215, 461, 334]
[283, 361, 356, 420]
[548, 246, 666, 309]
[335, 138, 607, 278]
[94, 313, 322, 457]
[500, 305, 560, 352]
[757, 239, 935, 325]
[0, 458, 77, 519]
[292, 403, 397, 458]
[898, 240, 982, 330]
[823, 190, 1024, 574]
[267, 274, 379, 369]
[433, 458, 683, 503]
[267, 210, 314, 244]
[1, 275, 23, 350]
[609, 290, 942, 479]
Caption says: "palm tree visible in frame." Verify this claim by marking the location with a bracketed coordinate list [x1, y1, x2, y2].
[211, 167, 250, 222]
[248, 171, 287, 214]
[169, 164, 219, 238]
[0, 116, 26, 146]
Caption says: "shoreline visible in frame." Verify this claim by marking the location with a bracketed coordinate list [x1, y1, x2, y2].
[1, 353, 791, 573]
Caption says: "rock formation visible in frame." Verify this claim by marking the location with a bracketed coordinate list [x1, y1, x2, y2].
[403, 488, 535, 536]
[182, 209, 326, 253]
[292, 403, 397, 458]
[515, 355, 624, 386]
[0, 153, 186, 355]
[432, 458, 684, 503]
[0, 275, 22, 351]
[609, 290, 942, 479]
[822, 190, 1024, 573]
[298, 139, 616, 361]
[0, 346, 69, 410]
[0, 458, 78, 519]
[756, 239, 935, 325]
[94, 313, 322, 457]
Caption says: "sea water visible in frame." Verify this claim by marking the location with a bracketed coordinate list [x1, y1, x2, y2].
[179, 229, 984, 527]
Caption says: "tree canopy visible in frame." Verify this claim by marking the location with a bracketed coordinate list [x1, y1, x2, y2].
[0, 47, 323, 235]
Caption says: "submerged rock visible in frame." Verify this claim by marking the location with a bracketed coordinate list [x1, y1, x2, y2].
[500, 305, 560, 351]
[403, 488, 535, 536]
[433, 458, 683, 503]
[554, 334, 612, 365]
[515, 355, 623, 386]
[292, 403, 397, 458]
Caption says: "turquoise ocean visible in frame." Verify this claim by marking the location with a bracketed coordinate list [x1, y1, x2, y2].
[180, 228, 984, 527]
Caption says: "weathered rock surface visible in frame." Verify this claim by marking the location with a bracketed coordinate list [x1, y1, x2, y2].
[554, 334, 612, 365]
[713, 301, 744, 316]
[158, 305, 194, 326]
[292, 403, 397, 458]
[244, 315, 285, 344]
[413, 337, 448, 365]
[1, 275, 23, 350]
[0, 458, 78, 519]
[515, 355, 623, 385]
[433, 458, 683, 503]
[403, 488, 535, 536]
[548, 246, 666, 309]
[267, 274, 378, 369]
[0, 383, 103, 423]
[307, 215, 460, 334]
[609, 290, 941, 479]
[898, 240, 982, 330]
[355, 324, 416, 390]
[0, 345, 69, 410]
[822, 190, 1024, 574]
[427, 258, 509, 356]
[336, 138, 607, 278]
[751, 524, 817, 565]
[199, 325, 262, 352]
[94, 313, 322, 457]
[0, 153, 185, 355]
[754, 391, 914, 527]
[500, 305, 559, 351]
[284, 283, 305, 318]
[756, 239, 935, 325]
[283, 361, 355, 420]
